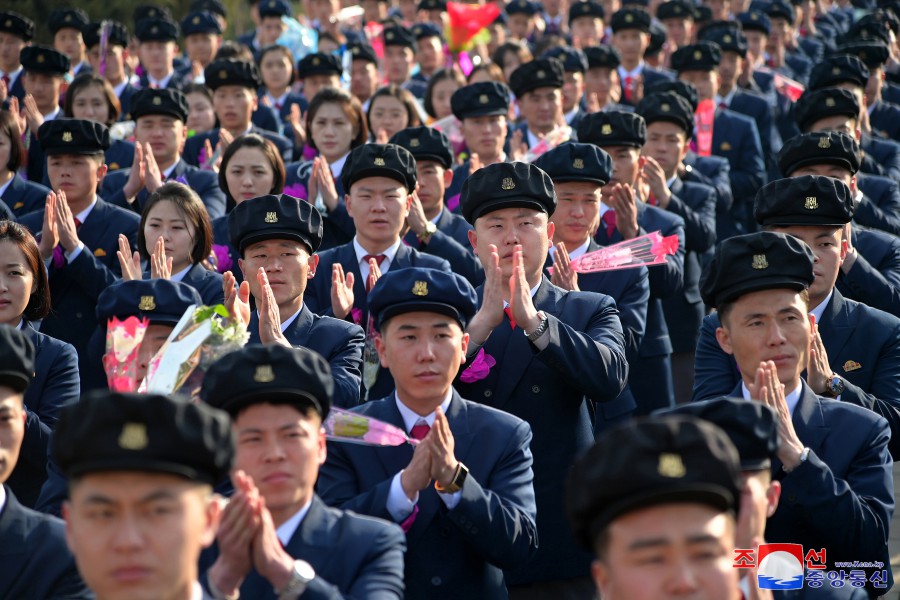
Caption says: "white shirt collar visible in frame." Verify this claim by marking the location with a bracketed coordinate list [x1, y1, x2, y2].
[170, 264, 192, 282]
[0, 484, 6, 515]
[113, 80, 129, 98]
[281, 306, 303, 332]
[0, 66, 22, 82]
[75, 196, 99, 224]
[808, 290, 833, 325]
[0, 174, 15, 198]
[190, 581, 204, 600]
[148, 72, 174, 89]
[43, 107, 62, 122]
[714, 88, 737, 107]
[666, 174, 677, 188]
[266, 90, 289, 108]
[394, 390, 452, 433]
[275, 499, 313, 546]
[599, 201, 613, 216]
[564, 106, 580, 125]
[741, 381, 802, 415]
[618, 62, 644, 80]
[526, 128, 542, 150]
[430, 210, 443, 225]
[503, 281, 541, 308]
[329, 152, 350, 180]
[353, 237, 402, 269]
[548, 238, 591, 261]
[162, 162, 179, 180]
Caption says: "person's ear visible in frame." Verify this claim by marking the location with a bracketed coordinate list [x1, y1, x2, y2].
[715, 325, 733, 355]
[766, 480, 782, 517]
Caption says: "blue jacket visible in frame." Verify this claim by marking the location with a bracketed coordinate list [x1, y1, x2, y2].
[618, 64, 674, 107]
[861, 134, 900, 181]
[0, 487, 91, 599]
[1, 173, 49, 218]
[283, 159, 356, 251]
[183, 126, 293, 167]
[118, 82, 139, 120]
[318, 391, 538, 599]
[868, 100, 900, 142]
[455, 277, 628, 584]
[201, 495, 406, 600]
[712, 107, 766, 221]
[104, 138, 135, 173]
[682, 152, 735, 238]
[837, 226, 900, 316]
[855, 174, 900, 237]
[694, 289, 900, 458]
[727, 88, 781, 172]
[101, 158, 227, 219]
[401, 208, 482, 286]
[248, 304, 364, 408]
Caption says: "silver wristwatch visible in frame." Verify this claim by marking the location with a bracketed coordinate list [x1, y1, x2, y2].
[525, 311, 549, 342]
[277, 560, 315, 600]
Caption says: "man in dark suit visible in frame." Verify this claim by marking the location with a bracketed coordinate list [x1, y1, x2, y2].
[609, 8, 674, 107]
[225, 193, 365, 408]
[0, 11, 32, 105]
[693, 177, 900, 461]
[578, 110, 686, 414]
[542, 46, 590, 129]
[508, 58, 566, 151]
[838, 40, 900, 143]
[19, 46, 69, 186]
[390, 126, 483, 284]
[305, 144, 450, 401]
[319, 267, 538, 598]
[534, 141, 650, 430]
[699, 230, 893, 593]
[19, 119, 140, 375]
[455, 161, 628, 597]
[0, 327, 90, 600]
[55, 389, 234, 600]
[101, 88, 226, 218]
[135, 17, 186, 92]
[83, 21, 139, 121]
[200, 344, 406, 600]
[183, 59, 292, 167]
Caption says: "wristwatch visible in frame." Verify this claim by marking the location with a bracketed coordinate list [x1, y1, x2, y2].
[783, 447, 810, 474]
[435, 462, 469, 494]
[822, 374, 845, 398]
[276, 560, 315, 600]
[417, 221, 437, 244]
[525, 311, 549, 342]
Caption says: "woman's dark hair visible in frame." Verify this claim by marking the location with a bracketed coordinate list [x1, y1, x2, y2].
[424, 67, 466, 119]
[491, 41, 533, 80]
[218, 133, 286, 210]
[366, 84, 422, 132]
[63, 74, 121, 126]
[0, 111, 25, 172]
[467, 62, 505, 84]
[138, 182, 213, 266]
[183, 82, 214, 103]
[257, 44, 296, 84]
[305, 86, 368, 152]
[215, 41, 255, 62]
[0, 221, 50, 320]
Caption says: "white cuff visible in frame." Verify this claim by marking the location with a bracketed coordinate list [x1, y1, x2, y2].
[386, 471, 417, 522]
[64, 242, 85, 263]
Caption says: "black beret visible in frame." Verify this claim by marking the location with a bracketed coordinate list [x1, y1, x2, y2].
[700, 231, 815, 306]
[348, 41, 378, 64]
[569, 1, 605, 23]
[765, 0, 795, 24]
[135, 18, 180, 42]
[228, 193, 324, 253]
[39, 119, 110, 155]
[808, 55, 869, 90]
[737, 10, 771, 34]
[0, 11, 34, 41]
[671, 41, 721, 72]
[368, 267, 479, 330]
[411, 22, 443, 41]
[296, 52, 342, 79]
[190, 0, 228, 18]
[637, 92, 695, 133]
[48, 9, 90, 34]
[533, 142, 613, 185]
[390, 126, 453, 169]
[699, 25, 748, 57]
[566, 415, 742, 549]
[778, 131, 861, 176]
[418, 0, 448, 11]
[181, 11, 224, 35]
[258, 0, 293, 18]
[130, 88, 190, 122]
[383, 25, 415, 49]
[584, 45, 620, 69]
[97, 280, 202, 326]
[754, 174, 854, 227]
[508, 57, 565, 97]
[696, 5, 713, 22]
[794, 88, 860, 132]
[201, 345, 333, 419]
[610, 7, 652, 32]
[576, 110, 646, 148]
[20, 46, 70, 76]
[53, 391, 234, 485]
[661, 398, 779, 471]
[83, 21, 130, 49]
[451, 81, 510, 120]
[204, 59, 261, 89]
[836, 40, 889, 68]
[0, 326, 35, 393]
[342, 143, 417, 193]
[657, 0, 697, 20]
[645, 21, 667, 56]
[542, 46, 589, 73]
[506, 0, 541, 15]
[133, 4, 172, 26]
[847, 15, 893, 44]
[460, 162, 557, 223]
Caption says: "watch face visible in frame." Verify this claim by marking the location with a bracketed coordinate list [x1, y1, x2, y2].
[295, 560, 315, 582]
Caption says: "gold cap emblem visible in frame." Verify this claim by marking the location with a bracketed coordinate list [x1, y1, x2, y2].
[661, 102, 670, 112]
[825, 97, 836, 107]
[36, 54, 45, 63]
[410, 138, 420, 147]
[625, 12, 634, 22]
[352, 46, 360, 54]
[751, 12, 758, 19]
[658, 453, 686, 478]
[219, 69, 227, 79]
[501, 177, 516, 190]
[536, 70, 546, 79]
[386, 31, 395, 40]
[601, 123, 613, 135]
[674, 5, 682, 13]
[723, 34, 733, 42]
[61, 131, 73, 142]
[64, 14, 72, 22]
[805, 196, 818, 210]
[193, 15, 201, 24]
[312, 56, 320, 66]
[151, 26, 159, 34]
[832, 66, 841, 75]
[139, 295, 156, 310]
[4, 20, 12, 28]
[264, 211, 278, 223]
[374, 157, 386, 166]
[573, 158, 584, 169]
[818, 136, 831, 149]
[751, 254, 768, 269]
[412, 281, 428, 296]
[693, 49, 703, 60]
[152, 96, 162, 105]
[254, 364, 275, 383]
[479, 94, 489, 104]
[119, 423, 148, 450]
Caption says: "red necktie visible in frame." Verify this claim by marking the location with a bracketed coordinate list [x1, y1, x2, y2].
[624, 76, 633, 103]
[504, 307, 516, 329]
[647, 194, 659, 206]
[274, 101, 282, 110]
[1, 74, 9, 91]
[602, 211, 617, 238]
[363, 254, 387, 291]
[410, 421, 430, 440]
[718, 102, 727, 111]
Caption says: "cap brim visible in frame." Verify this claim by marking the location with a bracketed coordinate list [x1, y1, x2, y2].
[238, 230, 317, 253]
[470, 197, 552, 222]
[44, 147, 107, 155]
[552, 175, 609, 185]
[456, 106, 508, 119]
[217, 389, 327, 420]
[345, 167, 413, 192]
[740, 458, 772, 471]
[782, 156, 854, 175]
[759, 216, 848, 227]
[65, 458, 218, 485]
[0, 372, 29, 393]
[713, 277, 809, 305]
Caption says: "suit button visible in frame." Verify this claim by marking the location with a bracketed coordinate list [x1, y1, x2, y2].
[484, 390, 492, 398]
[431, 576, 442, 586]
[532, 385, 541, 394]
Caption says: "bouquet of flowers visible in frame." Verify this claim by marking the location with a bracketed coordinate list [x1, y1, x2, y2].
[103, 316, 150, 392]
[548, 231, 680, 275]
[324, 407, 420, 446]
[521, 125, 573, 163]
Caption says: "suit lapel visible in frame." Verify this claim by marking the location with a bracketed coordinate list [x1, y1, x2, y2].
[368, 399, 416, 478]
[776, 382, 829, 474]
[817, 291, 854, 361]
[0, 487, 26, 556]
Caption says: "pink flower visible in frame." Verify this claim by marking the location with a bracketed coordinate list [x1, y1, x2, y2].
[351, 307, 363, 325]
[211, 244, 233, 273]
[283, 182, 309, 202]
[460, 348, 496, 383]
[446, 193, 461, 213]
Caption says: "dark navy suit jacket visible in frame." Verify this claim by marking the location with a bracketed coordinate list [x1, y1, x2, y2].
[837, 226, 900, 317]
[712, 108, 766, 222]
[318, 392, 538, 599]
[150, 263, 225, 306]
[401, 208, 482, 285]
[283, 159, 356, 251]
[117, 82, 139, 120]
[183, 126, 293, 167]
[694, 289, 900, 458]
[682, 152, 735, 238]
[201, 495, 406, 600]
[0, 487, 91, 599]
[856, 174, 900, 237]
[868, 100, 900, 142]
[861, 134, 900, 181]
[1, 173, 49, 218]
[727, 88, 780, 171]
[618, 64, 674, 106]
[248, 304, 364, 408]
[104, 138, 135, 173]
[101, 158, 227, 219]
[455, 277, 628, 585]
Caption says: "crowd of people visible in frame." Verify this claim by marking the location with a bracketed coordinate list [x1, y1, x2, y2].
[0, 0, 899, 597]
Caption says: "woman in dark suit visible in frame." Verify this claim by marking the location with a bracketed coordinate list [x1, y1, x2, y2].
[0, 220, 79, 507]
[0, 111, 48, 218]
